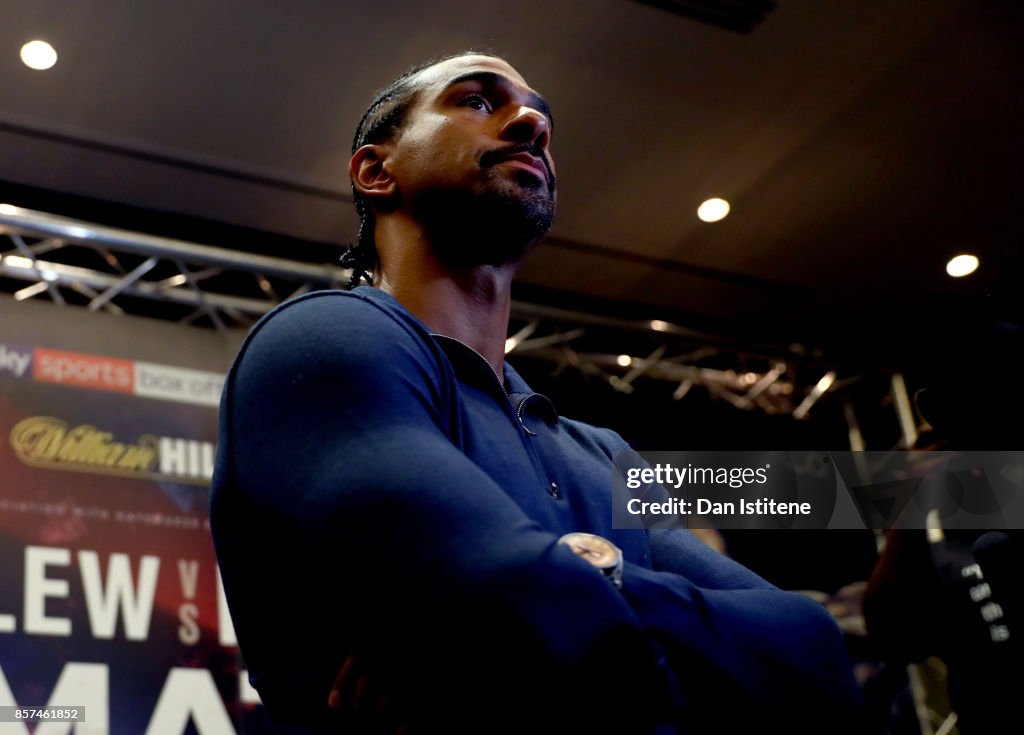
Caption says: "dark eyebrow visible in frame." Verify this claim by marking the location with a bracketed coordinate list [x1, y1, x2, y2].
[442, 70, 554, 130]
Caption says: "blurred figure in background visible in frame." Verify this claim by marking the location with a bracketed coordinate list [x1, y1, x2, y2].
[865, 364, 1023, 734]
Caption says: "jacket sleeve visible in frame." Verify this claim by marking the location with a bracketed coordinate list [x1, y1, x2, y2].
[212, 292, 682, 734]
[613, 445, 864, 729]
[620, 560, 864, 730]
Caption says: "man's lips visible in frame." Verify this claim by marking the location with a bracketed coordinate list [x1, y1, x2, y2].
[495, 152, 549, 185]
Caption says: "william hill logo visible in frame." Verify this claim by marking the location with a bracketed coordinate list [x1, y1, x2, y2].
[10, 416, 214, 484]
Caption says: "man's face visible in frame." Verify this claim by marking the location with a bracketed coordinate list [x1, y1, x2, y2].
[388, 55, 557, 266]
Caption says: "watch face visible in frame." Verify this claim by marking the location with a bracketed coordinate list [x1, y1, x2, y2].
[559, 532, 619, 569]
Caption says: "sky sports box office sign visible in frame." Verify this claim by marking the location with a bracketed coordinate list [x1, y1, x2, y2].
[0, 342, 224, 408]
[0, 298, 272, 734]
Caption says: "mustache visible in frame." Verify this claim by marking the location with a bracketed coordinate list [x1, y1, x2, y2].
[480, 143, 555, 188]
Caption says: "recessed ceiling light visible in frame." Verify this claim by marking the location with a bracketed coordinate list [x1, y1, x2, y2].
[946, 254, 979, 278]
[650, 319, 670, 332]
[616, 355, 633, 367]
[20, 40, 58, 70]
[697, 197, 730, 223]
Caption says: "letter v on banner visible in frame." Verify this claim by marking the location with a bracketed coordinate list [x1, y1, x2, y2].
[177, 560, 199, 601]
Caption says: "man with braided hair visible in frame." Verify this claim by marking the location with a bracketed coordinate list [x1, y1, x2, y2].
[339, 52, 555, 289]
[211, 52, 862, 734]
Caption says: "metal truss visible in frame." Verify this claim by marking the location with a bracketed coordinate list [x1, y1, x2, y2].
[1, 204, 845, 417]
[0, 204, 344, 330]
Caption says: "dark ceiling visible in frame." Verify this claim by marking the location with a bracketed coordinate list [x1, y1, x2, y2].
[1, 0, 1021, 372]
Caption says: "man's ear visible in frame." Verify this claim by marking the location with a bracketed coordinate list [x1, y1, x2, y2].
[349, 144, 397, 202]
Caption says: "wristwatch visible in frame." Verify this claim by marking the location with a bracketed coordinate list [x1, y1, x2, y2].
[558, 532, 624, 589]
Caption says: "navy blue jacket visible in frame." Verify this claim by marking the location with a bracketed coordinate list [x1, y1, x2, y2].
[211, 286, 861, 734]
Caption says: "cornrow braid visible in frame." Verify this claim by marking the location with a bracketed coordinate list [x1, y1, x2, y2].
[340, 50, 497, 288]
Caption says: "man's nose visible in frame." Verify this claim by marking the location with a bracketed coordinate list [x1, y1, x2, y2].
[500, 106, 550, 151]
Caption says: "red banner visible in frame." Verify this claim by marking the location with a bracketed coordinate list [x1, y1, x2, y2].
[0, 326, 270, 734]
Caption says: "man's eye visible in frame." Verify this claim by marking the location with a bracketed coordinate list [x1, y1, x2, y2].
[461, 95, 491, 112]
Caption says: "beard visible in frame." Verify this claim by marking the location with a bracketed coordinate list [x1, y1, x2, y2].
[410, 165, 556, 268]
